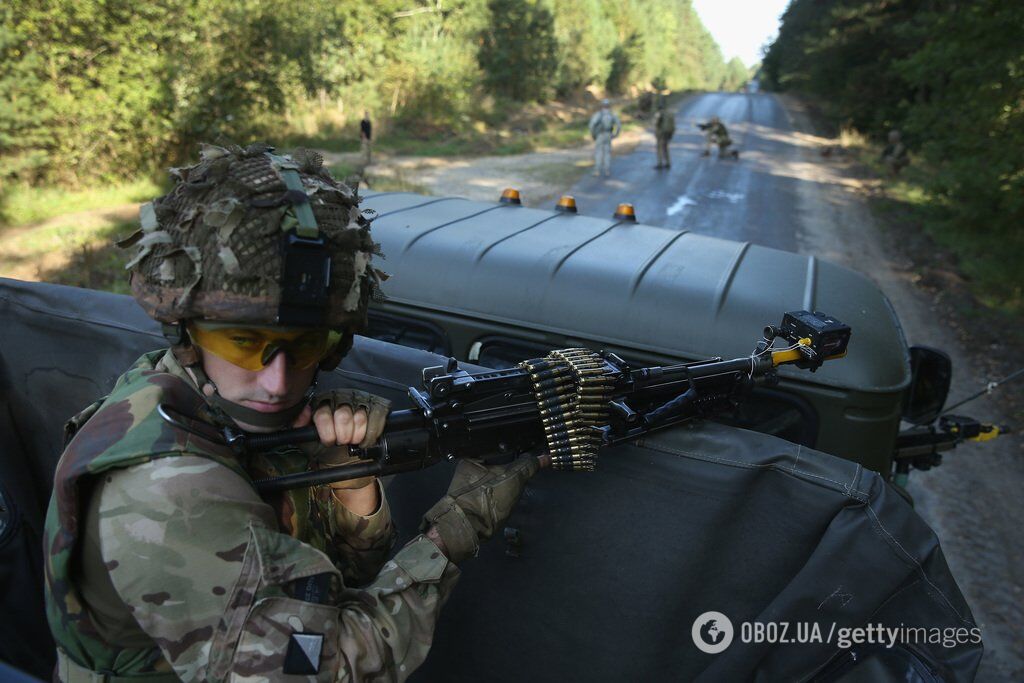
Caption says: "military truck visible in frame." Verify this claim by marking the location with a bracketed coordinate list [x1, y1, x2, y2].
[357, 190, 961, 482]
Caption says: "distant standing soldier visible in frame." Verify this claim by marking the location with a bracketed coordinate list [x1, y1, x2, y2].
[360, 111, 373, 168]
[881, 129, 909, 176]
[698, 116, 739, 159]
[589, 99, 622, 177]
[653, 97, 675, 169]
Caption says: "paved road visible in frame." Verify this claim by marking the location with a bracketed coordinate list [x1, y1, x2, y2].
[569, 92, 802, 251]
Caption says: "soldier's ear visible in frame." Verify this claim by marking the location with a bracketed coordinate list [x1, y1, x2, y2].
[164, 321, 200, 366]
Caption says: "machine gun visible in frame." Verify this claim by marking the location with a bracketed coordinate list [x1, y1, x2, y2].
[159, 311, 851, 494]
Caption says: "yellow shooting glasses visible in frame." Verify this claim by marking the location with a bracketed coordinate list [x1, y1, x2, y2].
[188, 321, 339, 371]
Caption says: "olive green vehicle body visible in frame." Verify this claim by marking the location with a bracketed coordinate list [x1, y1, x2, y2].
[359, 191, 911, 475]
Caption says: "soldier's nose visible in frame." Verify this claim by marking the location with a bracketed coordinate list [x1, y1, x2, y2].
[257, 350, 291, 397]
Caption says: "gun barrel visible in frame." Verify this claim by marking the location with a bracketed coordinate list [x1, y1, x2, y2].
[240, 313, 845, 492]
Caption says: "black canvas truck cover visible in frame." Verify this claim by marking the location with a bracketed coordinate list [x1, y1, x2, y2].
[0, 278, 982, 681]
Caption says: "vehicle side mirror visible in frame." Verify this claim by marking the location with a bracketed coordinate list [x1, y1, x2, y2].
[902, 346, 952, 425]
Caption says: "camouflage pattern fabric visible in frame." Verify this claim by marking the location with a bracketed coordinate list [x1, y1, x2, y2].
[654, 109, 675, 139]
[654, 109, 675, 168]
[881, 131, 909, 175]
[243, 445, 396, 587]
[45, 350, 459, 680]
[588, 109, 621, 139]
[589, 110, 622, 177]
[121, 143, 381, 331]
[709, 121, 732, 149]
[422, 456, 539, 564]
[700, 121, 734, 157]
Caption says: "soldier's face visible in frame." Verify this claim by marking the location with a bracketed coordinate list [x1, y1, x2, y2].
[199, 347, 317, 426]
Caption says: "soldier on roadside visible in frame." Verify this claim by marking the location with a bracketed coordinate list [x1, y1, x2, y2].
[653, 96, 676, 169]
[43, 143, 538, 681]
[589, 99, 622, 178]
[880, 129, 909, 176]
[360, 111, 373, 168]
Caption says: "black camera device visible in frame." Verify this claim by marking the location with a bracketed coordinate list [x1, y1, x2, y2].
[780, 310, 851, 364]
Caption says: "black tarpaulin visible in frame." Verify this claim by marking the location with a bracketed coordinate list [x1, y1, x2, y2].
[0, 278, 982, 681]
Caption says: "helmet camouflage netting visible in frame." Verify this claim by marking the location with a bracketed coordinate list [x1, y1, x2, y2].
[122, 143, 382, 330]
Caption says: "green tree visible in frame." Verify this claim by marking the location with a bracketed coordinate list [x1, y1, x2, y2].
[605, 32, 644, 95]
[897, 1, 1024, 237]
[722, 57, 749, 91]
[550, 0, 615, 96]
[389, 0, 488, 132]
[1, 1, 188, 185]
[478, 0, 559, 101]
[0, 10, 52, 186]
[763, 0, 1024, 308]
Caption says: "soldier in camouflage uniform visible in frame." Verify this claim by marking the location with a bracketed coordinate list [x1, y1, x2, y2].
[43, 143, 538, 682]
[880, 129, 909, 176]
[652, 97, 675, 170]
[698, 116, 739, 160]
[588, 99, 622, 177]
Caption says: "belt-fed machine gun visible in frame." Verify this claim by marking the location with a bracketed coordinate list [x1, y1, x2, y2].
[159, 311, 851, 493]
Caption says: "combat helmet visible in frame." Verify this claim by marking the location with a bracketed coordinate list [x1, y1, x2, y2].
[120, 143, 383, 426]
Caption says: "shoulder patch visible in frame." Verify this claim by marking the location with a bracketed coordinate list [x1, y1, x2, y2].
[283, 633, 323, 675]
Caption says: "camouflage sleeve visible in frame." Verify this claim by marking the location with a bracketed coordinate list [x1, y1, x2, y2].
[96, 456, 459, 682]
[314, 480, 397, 586]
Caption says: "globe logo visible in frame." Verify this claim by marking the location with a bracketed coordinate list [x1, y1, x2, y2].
[691, 611, 734, 654]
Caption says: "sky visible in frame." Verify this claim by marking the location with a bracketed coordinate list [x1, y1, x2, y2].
[691, 0, 791, 68]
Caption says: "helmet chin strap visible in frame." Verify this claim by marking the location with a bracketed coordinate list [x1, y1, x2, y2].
[186, 357, 316, 432]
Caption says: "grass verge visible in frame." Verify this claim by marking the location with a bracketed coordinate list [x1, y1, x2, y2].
[279, 91, 664, 160]
[0, 213, 135, 293]
[289, 117, 593, 158]
[1, 178, 161, 228]
[843, 133, 1023, 318]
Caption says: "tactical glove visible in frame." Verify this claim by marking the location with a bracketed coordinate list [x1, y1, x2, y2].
[311, 389, 391, 490]
[422, 455, 539, 563]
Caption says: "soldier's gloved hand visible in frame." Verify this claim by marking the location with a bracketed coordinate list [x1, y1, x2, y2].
[307, 389, 391, 490]
[421, 455, 539, 563]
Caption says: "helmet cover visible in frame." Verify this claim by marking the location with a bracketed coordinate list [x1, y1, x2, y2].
[122, 143, 382, 332]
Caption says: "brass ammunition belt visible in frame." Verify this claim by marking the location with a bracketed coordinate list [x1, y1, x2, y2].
[520, 349, 612, 471]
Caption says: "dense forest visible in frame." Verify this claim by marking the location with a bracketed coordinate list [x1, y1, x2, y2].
[1, 0, 740, 191]
[762, 0, 1023, 310]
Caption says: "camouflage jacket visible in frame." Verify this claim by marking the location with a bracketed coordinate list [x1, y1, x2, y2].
[44, 350, 460, 681]
[704, 121, 730, 144]
[588, 110, 622, 139]
[654, 110, 675, 138]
